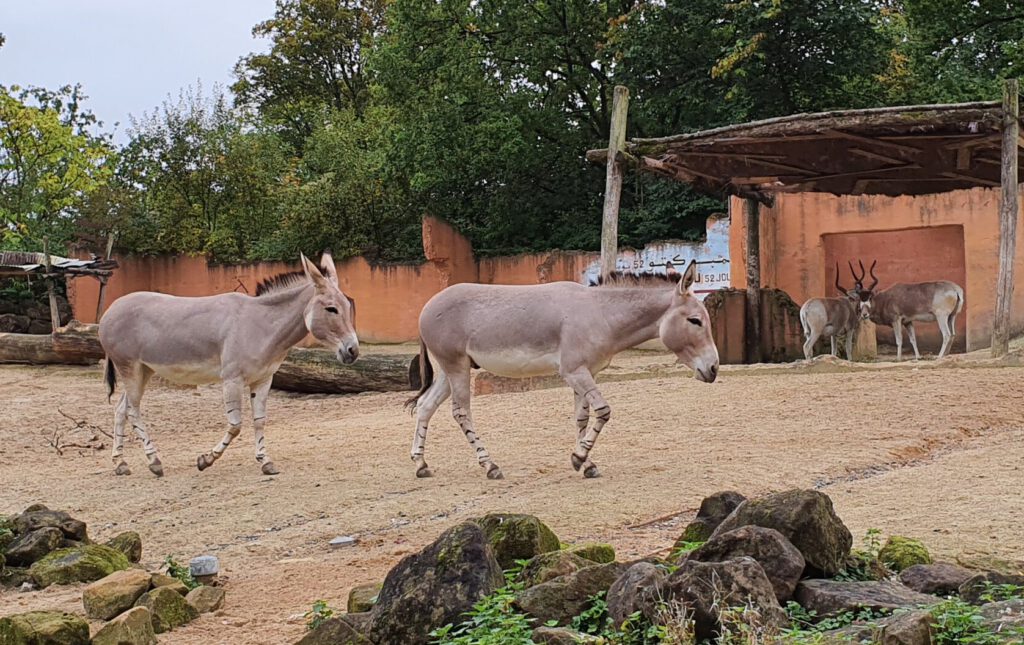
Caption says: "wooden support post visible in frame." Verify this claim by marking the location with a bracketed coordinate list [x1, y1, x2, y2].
[42, 237, 61, 333]
[744, 198, 762, 363]
[95, 232, 115, 322]
[992, 78, 1019, 357]
[600, 85, 629, 279]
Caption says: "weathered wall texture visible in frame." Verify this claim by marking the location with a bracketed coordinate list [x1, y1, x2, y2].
[70, 216, 731, 343]
[729, 187, 1024, 352]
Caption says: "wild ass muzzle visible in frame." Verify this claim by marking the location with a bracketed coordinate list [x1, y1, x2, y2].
[799, 263, 862, 360]
[98, 253, 358, 477]
[404, 261, 719, 480]
[855, 260, 964, 360]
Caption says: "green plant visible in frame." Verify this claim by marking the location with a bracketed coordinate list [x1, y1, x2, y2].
[430, 567, 534, 645]
[834, 528, 888, 582]
[669, 540, 706, 561]
[930, 598, 1001, 644]
[304, 599, 335, 631]
[782, 601, 889, 639]
[570, 591, 610, 635]
[978, 581, 1024, 603]
[162, 555, 199, 591]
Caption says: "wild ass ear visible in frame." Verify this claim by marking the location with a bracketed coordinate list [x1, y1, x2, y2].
[678, 260, 698, 294]
[300, 253, 329, 290]
[319, 251, 339, 286]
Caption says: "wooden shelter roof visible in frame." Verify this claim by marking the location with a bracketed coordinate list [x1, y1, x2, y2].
[586, 101, 1024, 203]
[0, 251, 117, 278]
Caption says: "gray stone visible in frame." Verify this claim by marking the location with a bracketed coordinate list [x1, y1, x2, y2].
[977, 598, 1024, 633]
[4, 527, 64, 567]
[516, 550, 592, 589]
[958, 571, 1024, 604]
[898, 562, 975, 596]
[90, 606, 158, 645]
[675, 490, 746, 546]
[531, 626, 601, 644]
[368, 521, 503, 645]
[295, 615, 370, 645]
[477, 513, 561, 570]
[607, 562, 665, 627]
[688, 525, 805, 602]
[12, 510, 88, 542]
[826, 609, 933, 645]
[794, 580, 938, 617]
[516, 562, 630, 626]
[189, 555, 219, 576]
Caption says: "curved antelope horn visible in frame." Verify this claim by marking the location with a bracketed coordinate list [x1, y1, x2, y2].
[834, 262, 850, 296]
[848, 260, 864, 290]
[866, 259, 878, 291]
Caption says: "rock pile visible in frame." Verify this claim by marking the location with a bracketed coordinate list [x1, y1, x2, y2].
[0, 504, 226, 645]
[0, 294, 72, 334]
[297, 489, 1024, 645]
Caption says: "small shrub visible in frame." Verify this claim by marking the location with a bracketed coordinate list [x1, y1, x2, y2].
[978, 581, 1024, 603]
[930, 597, 999, 645]
[162, 555, 199, 590]
[304, 599, 335, 631]
[669, 540, 706, 562]
[834, 528, 888, 582]
[430, 566, 534, 645]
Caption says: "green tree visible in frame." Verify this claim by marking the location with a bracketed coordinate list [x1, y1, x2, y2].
[0, 85, 111, 250]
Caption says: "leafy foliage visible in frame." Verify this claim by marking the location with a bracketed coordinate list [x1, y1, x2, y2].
[834, 527, 889, 582]
[429, 567, 534, 645]
[304, 599, 336, 631]
[162, 555, 199, 591]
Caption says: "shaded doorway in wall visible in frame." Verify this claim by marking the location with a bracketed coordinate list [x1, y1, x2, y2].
[822, 225, 967, 354]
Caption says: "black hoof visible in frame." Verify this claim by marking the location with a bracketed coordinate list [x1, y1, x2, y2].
[486, 464, 504, 480]
[416, 464, 434, 478]
[196, 455, 212, 471]
[571, 453, 585, 471]
[261, 461, 280, 476]
[583, 464, 600, 479]
[114, 462, 131, 476]
[148, 459, 164, 477]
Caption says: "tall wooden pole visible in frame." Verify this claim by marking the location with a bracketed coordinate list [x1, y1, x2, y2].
[95, 231, 115, 322]
[600, 86, 630, 280]
[992, 78, 1019, 357]
[744, 197, 762, 363]
[42, 237, 61, 332]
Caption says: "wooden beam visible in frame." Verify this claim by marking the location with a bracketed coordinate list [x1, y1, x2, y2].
[770, 163, 920, 191]
[95, 232, 115, 322]
[943, 133, 1002, 150]
[823, 129, 922, 154]
[939, 171, 1000, 187]
[744, 198, 761, 364]
[849, 147, 909, 165]
[600, 85, 629, 280]
[992, 78, 1020, 357]
[42, 238, 61, 333]
[956, 146, 972, 170]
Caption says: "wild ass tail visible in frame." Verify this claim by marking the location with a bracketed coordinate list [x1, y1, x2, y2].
[103, 358, 117, 403]
[798, 305, 810, 338]
[404, 338, 434, 411]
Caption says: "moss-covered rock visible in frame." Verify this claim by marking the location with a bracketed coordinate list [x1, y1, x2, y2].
[0, 515, 14, 553]
[0, 566, 33, 589]
[568, 543, 615, 564]
[296, 615, 371, 645]
[82, 568, 152, 620]
[516, 551, 592, 588]
[149, 573, 188, 595]
[133, 586, 199, 633]
[878, 536, 932, 572]
[477, 513, 560, 570]
[29, 544, 131, 588]
[0, 611, 89, 645]
[516, 562, 630, 626]
[346, 582, 381, 614]
[676, 491, 747, 544]
[90, 606, 157, 645]
[104, 531, 142, 563]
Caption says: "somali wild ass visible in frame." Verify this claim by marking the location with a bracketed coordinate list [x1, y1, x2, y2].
[855, 261, 964, 360]
[98, 253, 358, 477]
[405, 261, 719, 480]
[799, 263, 863, 360]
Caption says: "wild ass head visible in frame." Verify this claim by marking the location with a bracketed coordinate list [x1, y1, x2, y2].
[300, 252, 359, 364]
[846, 259, 878, 320]
[658, 261, 720, 382]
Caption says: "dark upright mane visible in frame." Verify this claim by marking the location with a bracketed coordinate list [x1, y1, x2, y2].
[254, 271, 307, 296]
[592, 271, 680, 288]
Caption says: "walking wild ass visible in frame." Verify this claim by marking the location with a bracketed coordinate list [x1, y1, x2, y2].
[799, 263, 864, 360]
[99, 253, 358, 477]
[405, 261, 719, 480]
[855, 261, 964, 360]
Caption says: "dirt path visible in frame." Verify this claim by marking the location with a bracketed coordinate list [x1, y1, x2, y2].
[1, 358, 1022, 644]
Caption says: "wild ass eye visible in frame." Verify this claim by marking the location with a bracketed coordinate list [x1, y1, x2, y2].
[687, 317, 703, 327]
[325, 306, 339, 314]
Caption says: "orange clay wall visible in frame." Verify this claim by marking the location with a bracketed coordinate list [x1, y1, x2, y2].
[68, 217, 604, 344]
[728, 187, 1024, 352]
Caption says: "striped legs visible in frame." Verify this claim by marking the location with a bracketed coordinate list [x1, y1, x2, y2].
[409, 369, 450, 478]
[251, 378, 278, 475]
[110, 364, 162, 476]
[111, 392, 130, 475]
[563, 368, 608, 478]
[448, 368, 503, 480]
[197, 378, 244, 472]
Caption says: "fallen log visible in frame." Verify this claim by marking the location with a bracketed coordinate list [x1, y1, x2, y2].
[0, 323, 416, 394]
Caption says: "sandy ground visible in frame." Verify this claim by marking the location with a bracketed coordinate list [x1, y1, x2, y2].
[1, 353, 1022, 644]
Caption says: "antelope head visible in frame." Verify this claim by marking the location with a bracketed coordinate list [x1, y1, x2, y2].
[848, 259, 878, 319]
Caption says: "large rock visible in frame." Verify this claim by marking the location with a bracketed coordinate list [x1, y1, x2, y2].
[711, 489, 852, 576]
[794, 580, 937, 617]
[878, 536, 932, 572]
[368, 521, 503, 645]
[0, 566, 33, 589]
[477, 513, 560, 570]
[516, 551, 592, 588]
[607, 562, 665, 627]
[568, 543, 615, 564]
[688, 526, 805, 602]
[82, 569, 152, 620]
[958, 571, 1024, 604]
[978, 599, 1024, 633]
[0, 611, 89, 645]
[296, 615, 371, 645]
[133, 586, 199, 633]
[12, 511, 88, 543]
[149, 573, 188, 595]
[654, 557, 785, 642]
[826, 609, 933, 645]
[898, 562, 975, 596]
[675, 490, 746, 546]
[346, 582, 381, 613]
[29, 544, 130, 588]
[104, 532, 142, 563]
[531, 626, 601, 644]
[185, 585, 226, 614]
[90, 606, 158, 645]
[0, 515, 14, 552]
[516, 562, 629, 626]
[4, 527, 64, 567]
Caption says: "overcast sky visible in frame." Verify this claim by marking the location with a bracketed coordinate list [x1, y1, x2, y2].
[1, 0, 276, 140]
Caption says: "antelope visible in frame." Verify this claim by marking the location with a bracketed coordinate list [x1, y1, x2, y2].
[855, 260, 964, 360]
[799, 263, 863, 360]
[98, 253, 358, 477]
[405, 261, 719, 480]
